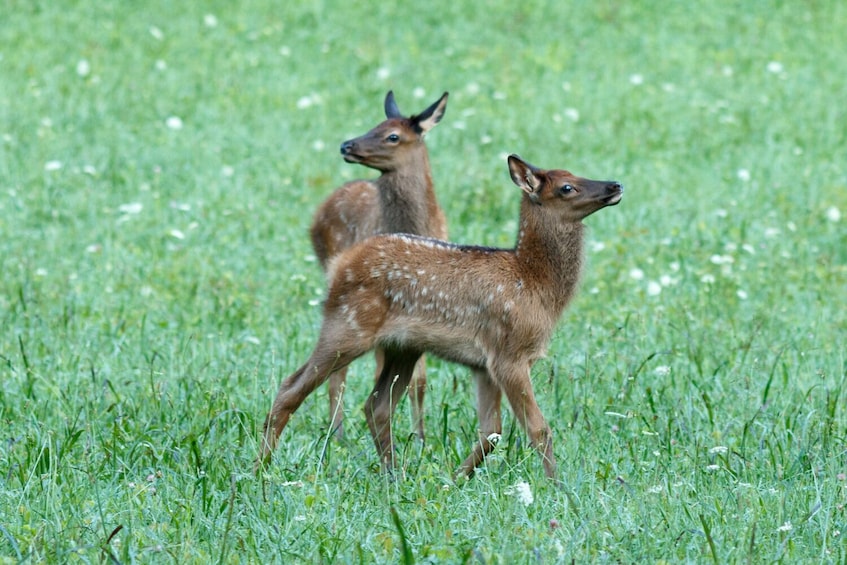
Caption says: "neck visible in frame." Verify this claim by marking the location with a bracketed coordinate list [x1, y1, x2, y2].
[515, 199, 585, 313]
[376, 150, 437, 236]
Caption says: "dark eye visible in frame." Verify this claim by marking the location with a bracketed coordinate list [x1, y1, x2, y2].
[560, 184, 574, 194]
[386, 133, 400, 142]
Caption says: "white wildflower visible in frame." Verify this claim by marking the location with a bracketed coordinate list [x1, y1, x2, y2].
[647, 485, 663, 494]
[705, 464, 720, 472]
[149, 26, 164, 41]
[221, 165, 235, 177]
[715, 208, 728, 218]
[155, 60, 167, 71]
[709, 446, 728, 455]
[825, 206, 841, 222]
[312, 140, 325, 151]
[412, 87, 426, 99]
[118, 202, 143, 215]
[654, 366, 671, 377]
[564, 107, 580, 121]
[700, 274, 716, 284]
[169, 229, 185, 240]
[76, 59, 91, 77]
[203, 14, 218, 28]
[647, 281, 662, 296]
[165, 116, 183, 130]
[764, 227, 780, 238]
[505, 480, 534, 506]
[737, 290, 748, 300]
[590, 241, 606, 252]
[44, 160, 63, 171]
[777, 521, 792, 532]
[629, 74, 644, 85]
[737, 169, 751, 182]
[629, 268, 644, 281]
[767, 61, 784, 74]
[376, 67, 390, 80]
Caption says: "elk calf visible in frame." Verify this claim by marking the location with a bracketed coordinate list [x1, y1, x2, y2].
[310, 91, 449, 439]
[258, 155, 623, 479]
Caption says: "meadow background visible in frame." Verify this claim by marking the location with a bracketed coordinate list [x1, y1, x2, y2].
[1, 0, 846, 562]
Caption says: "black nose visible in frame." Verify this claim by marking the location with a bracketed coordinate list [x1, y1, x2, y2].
[340, 140, 355, 154]
[609, 182, 623, 192]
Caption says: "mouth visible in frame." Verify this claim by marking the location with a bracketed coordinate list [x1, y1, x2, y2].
[603, 191, 623, 205]
[341, 151, 362, 163]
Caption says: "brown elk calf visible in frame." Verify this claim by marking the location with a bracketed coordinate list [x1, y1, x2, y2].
[258, 155, 623, 479]
[310, 91, 449, 439]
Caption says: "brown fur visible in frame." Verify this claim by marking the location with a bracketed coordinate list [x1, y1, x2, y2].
[309, 91, 449, 440]
[260, 155, 623, 479]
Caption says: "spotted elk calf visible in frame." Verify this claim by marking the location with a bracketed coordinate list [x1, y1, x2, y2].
[258, 155, 623, 479]
[310, 91, 449, 439]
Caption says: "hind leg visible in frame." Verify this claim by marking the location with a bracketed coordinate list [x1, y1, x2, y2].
[328, 366, 349, 439]
[257, 328, 369, 470]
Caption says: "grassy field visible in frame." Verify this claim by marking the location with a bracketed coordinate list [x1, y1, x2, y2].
[1, 0, 846, 562]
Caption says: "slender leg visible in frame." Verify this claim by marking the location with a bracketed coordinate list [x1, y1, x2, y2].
[495, 363, 557, 479]
[256, 326, 369, 470]
[327, 366, 349, 439]
[457, 369, 502, 477]
[363, 351, 421, 470]
[408, 355, 428, 441]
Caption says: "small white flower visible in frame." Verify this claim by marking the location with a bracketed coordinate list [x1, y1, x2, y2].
[293, 515, 307, 522]
[118, 202, 143, 215]
[647, 281, 662, 296]
[312, 140, 325, 151]
[465, 82, 480, 95]
[767, 61, 784, 74]
[85, 244, 102, 253]
[308, 299, 320, 307]
[169, 229, 185, 240]
[155, 60, 167, 71]
[243, 336, 261, 345]
[492, 91, 506, 100]
[140, 285, 153, 297]
[700, 274, 716, 284]
[279, 46, 291, 57]
[777, 521, 792, 532]
[737, 290, 748, 300]
[647, 485, 663, 494]
[722, 65, 734, 77]
[165, 116, 183, 130]
[35, 268, 48, 277]
[764, 227, 780, 238]
[669, 261, 680, 272]
[715, 208, 728, 218]
[589, 287, 599, 294]
[590, 241, 606, 252]
[654, 365, 671, 376]
[480, 135, 492, 145]
[564, 107, 580, 122]
[203, 14, 218, 28]
[705, 464, 720, 472]
[659, 274, 673, 286]
[221, 165, 235, 177]
[825, 206, 841, 222]
[149, 26, 164, 41]
[451, 121, 466, 130]
[82, 165, 97, 176]
[44, 160, 63, 171]
[737, 169, 751, 182]
[505, 480, 534, 506]
[629, 74, 644, 85]
[412, 87, 426, 99]
[376, 67, 390, 80]
[296, 95, 314, 109]
[76, 59, 91, 77]
[280, 480, 304, 487]
[742, 243, 755, 255]
[709, 446, 728, 454]
[786, 221, 797, 232]
[629, 268, 644, 281]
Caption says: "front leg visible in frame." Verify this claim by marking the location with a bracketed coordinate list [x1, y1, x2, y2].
[457, 368, 502, 478]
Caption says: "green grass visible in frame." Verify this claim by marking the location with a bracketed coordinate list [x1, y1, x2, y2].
[2, 0, 846, 562]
